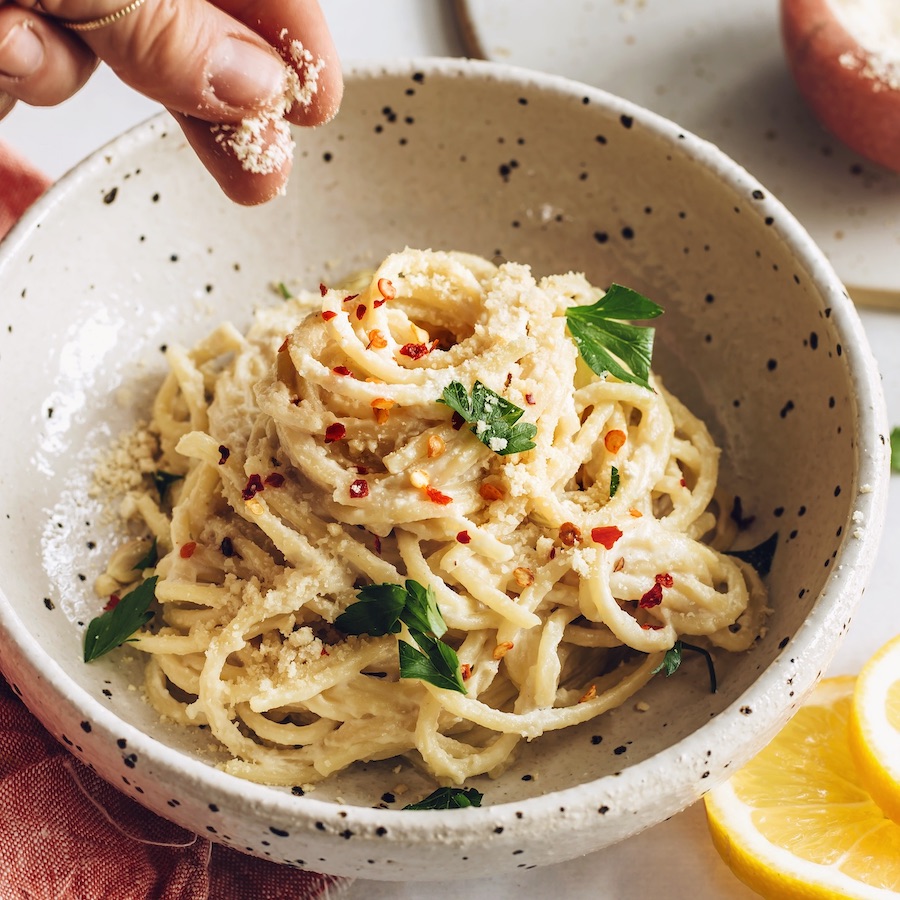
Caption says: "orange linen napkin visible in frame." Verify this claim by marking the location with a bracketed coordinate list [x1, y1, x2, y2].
[0, 138, 350, 900]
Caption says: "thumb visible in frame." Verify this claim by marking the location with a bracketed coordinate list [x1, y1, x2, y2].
[38, 0, 288, 121]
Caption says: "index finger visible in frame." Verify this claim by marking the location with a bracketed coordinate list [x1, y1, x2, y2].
[30, 0, 291, 121]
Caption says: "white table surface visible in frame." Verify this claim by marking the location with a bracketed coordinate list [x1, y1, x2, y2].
[2, 2, 898, 897]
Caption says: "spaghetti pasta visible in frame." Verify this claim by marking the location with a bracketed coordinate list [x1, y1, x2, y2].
[96, 248, 769, 787]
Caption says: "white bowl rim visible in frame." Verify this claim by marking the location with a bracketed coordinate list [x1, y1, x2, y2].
[0, 56, 890, 842]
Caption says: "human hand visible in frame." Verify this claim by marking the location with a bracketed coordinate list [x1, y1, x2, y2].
[0, 1, 343, 204]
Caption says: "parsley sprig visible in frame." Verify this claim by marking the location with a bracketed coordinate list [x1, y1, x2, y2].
[335, 580, 447, 638]
[153, 470, 184, 501]
[891, 427, 900, 473]
[400, 631, 466, 693]
[133, 537, 158, 571]
[404, 786, 484, 810]
[440, 381, 537, 456]
[652, 640, 717, 693]
[609, 465, 620, 498]
[565, 284, 663, 390]
[84, 576, 157, 663]
[336, 580, 466, 694]
[726, 531, 778, 578]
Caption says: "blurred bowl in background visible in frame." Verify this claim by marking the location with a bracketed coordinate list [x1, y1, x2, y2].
[781, 0, 900, 172]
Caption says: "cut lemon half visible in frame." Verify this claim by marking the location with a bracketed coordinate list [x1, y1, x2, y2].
[705, 677, 900, 898]
[850, 633, 900, 826]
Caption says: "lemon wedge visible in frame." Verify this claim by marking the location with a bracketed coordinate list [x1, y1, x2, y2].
[850, 633, 900, 826]
[705, 676, 900, 898]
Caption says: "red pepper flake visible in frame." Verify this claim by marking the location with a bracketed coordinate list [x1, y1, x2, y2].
[324, 423, 346, 444]
[579, 684, 597, 703]
[322, 310, 337, 321]
[373, 535, 382, 555]
[559, 522, 582, 546]
[655, 572, 674, 588]
[591, 525, 623, 549]
[399, 342, 429, 360]
[264, 472, 285, 487]
[639, 582, 664, 609]
[349, 479, 369, 499]
[356, 466, 369, 475]
[367, 329, 388, 350]
[320, 646, 330, 657]
[513, 567, 535, 588]
[180, 541, 197, 559]
[103, 594, 121, 611]
[549, 547, 557, 560]
[220, 537, 236, 558]
[680, 478, 687, 487]
[241, 473, 264, 501]
[641, 621, 665, 630]
[460, 663, 473, 681]
[355, 304, 367, 321]
[525, 393, 536, 405]
[332, 365, 351, 376]
[319, 283, 328, 297]
[451, 411, 465, 430]
[343, 293, 359, 303]
[217, 445, 230, 465]
[377, 277, 396, 301]
[426, 486, 453, 505]
[456, 530, 471, 544]
[604, 430, 626, 454]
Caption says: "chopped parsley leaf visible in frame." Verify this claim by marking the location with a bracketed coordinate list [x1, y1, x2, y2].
[84, 576, 157, 663]
[565, 284, 663, 390]
[652, 640, 717, 693]
[403, 786, 483, 810]
[336, 580, 465, 694]
[727, 532, 778, 579]
[439, 381, 536, 456]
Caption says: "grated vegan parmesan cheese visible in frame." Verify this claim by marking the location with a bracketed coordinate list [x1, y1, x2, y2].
[831, 0, 900, 90]
[91, 423, 158, 499]
[211, 37, 325, 177]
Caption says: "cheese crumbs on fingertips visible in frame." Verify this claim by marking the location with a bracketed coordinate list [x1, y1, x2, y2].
[211, 36, 326, 178]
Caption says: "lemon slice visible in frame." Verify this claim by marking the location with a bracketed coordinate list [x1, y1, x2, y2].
[705, 677, 900, 898]
[850, 633, 900, 826]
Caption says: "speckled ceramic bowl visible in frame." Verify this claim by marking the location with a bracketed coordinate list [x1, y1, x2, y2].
[0, 59, 889, 880]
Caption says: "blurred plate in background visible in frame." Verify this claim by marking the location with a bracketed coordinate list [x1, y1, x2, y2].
[457, 0, 900, 299]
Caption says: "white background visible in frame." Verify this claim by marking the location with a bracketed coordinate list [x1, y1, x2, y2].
[3, 2, 899, 897]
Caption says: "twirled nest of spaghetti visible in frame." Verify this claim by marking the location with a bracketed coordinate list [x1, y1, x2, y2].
[92, 248, 769, 789]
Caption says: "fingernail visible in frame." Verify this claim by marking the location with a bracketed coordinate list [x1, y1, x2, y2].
[0, 23, 44, 79]
[207, 37, 286, 110]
